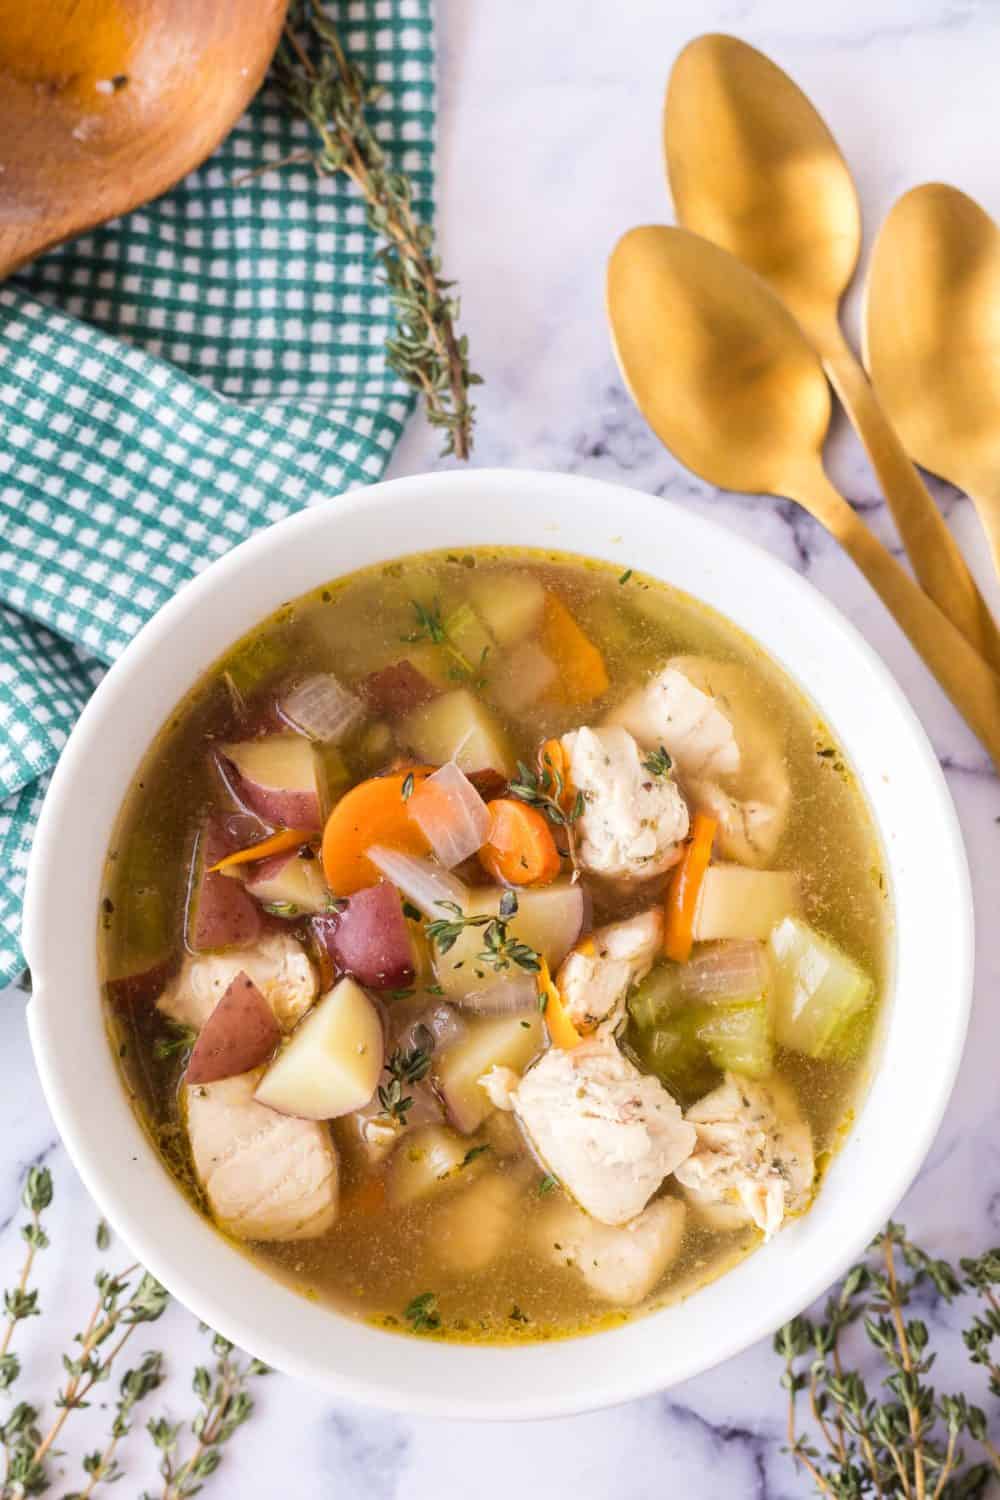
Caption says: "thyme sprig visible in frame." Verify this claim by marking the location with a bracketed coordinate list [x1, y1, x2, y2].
[642, 745, 673, 779]
[0, 1179, 169, 1500]
[508, 754, 584, 873]
[426, 891, 542, 974]
[146, 1331, 269, 1500]
[67, 1351, 165, 1499]
[153, 1022, 197, 1062]
[777, 1222, 1000, 1498]
[378, 1040, 434, 1125]
[273, 2, 480, 458]
[400, 598, 485, 683]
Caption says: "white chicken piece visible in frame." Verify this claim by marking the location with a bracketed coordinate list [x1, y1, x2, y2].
[687, 781, 787, 869]
[496, 1035, 696, 1226]
[556, 908, 663, 1033]
[605, 663, 740, 781]
[158, 932, 316, 1033]
[537, 1195, 686, 1305]
[185, 1070, 338, 1241]
[674, 1074, 814, 1240]
[561, 725, 689, 880]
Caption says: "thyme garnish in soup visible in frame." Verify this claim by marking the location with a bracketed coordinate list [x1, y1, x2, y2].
[100, 548, 890, 1342]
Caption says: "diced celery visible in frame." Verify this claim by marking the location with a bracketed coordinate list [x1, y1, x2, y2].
[627, 1010, 717, 1107]
[823, 1001, 877, 1065]
[220, 630, 289, 697]
[768, 917, 874, 1059]
[444, 601, 494, 665]
[314, 742, 352, 819]
[627, 963, 684, 1031]
[694, 999, 772, 1078]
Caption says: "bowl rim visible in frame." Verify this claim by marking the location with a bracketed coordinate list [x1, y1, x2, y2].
[22, 467, 973, 1419]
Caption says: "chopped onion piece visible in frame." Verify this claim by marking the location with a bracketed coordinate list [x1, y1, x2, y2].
[679, 941, 770, 1005]
[452, 973, 540, 1017]
[367, 845, 470, 919]
[280, 673, 365, 744]
[407, 761, 491, 868]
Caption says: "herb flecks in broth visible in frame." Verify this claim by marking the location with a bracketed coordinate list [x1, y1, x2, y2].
[100, 547, 891, 1344]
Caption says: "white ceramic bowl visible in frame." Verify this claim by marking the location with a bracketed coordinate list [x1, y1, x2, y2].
[22, 469, 972, 1419]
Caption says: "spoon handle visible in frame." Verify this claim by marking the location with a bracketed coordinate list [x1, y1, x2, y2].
[820, 332, 1000, 676]
[793, 465, 1000, 766]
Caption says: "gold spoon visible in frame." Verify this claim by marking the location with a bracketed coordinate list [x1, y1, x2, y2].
[865, 183, 1000, 584]
[605, 225, 1000, 764]
[663, 32, 1000, 675]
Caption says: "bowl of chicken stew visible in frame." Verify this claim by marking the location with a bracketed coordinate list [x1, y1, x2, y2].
[23, 469, 971, 1417]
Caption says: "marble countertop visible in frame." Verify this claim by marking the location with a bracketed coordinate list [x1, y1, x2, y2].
[4, 1, 1000, 1495]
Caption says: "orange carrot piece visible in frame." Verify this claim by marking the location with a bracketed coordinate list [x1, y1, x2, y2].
[321, 771, 431, 895]
[538, 592, 610, 706]
[478, 799, 562, 886]
[539, 959, 583, 1049]
[210, 826, 315, 872]
[538, 736, 575, 813]
[663, 812, 718, 963]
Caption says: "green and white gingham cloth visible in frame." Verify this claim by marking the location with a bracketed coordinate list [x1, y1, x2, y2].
[0, 0, 435, 984]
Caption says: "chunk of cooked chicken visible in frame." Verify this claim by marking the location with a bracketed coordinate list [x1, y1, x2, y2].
[605, 663, 740, 780]
[687, 781, 787, 869]
[561, 725, 689, 880]
[185, 1070, 338, 1241]
[537, 1195, 686, 1305]
[158, 932, 316, 1033]
[498, 1035, 696, 1226]
[674, 1074, 814, 1240]
[556, 908, 663, 1033]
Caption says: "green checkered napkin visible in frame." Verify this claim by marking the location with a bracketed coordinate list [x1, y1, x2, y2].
[0, 0, 435, 984]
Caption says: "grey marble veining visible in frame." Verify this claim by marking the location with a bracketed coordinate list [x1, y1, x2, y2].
[3, 1, 1000, 1494]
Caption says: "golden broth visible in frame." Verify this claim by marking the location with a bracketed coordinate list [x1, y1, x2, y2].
[100, 547, 891, 1342]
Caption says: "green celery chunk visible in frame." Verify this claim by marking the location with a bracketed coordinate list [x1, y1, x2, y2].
[768, 917, 874, 1060]
[694, 998, 772, 1078]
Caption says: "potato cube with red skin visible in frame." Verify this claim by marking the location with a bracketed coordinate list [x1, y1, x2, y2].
[359, 660, 438, 719]
[187, 818, 263, 953]
[219, 736, 322, 831]
[186, 972, 281, 1084]
[310, 884, 415, 990]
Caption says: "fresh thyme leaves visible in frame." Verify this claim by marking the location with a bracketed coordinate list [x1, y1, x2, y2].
[509, 755, 584, 871]
[403, 1292, 441, 1334]
[642, 745, 673, 779]
[67, 1351, 165, 1499]
[273, 2, 480, 459]
[403, 598, 447, 647]
[401, 599, 480, 681]
[537, 1174, 558, 1196]
[147, 1330, 269, 1500]
[461, 1145, 491, 1167]
[378, 1043, 434, 1124]
[776, 1221, 1000, 1498]
[0, 1167, 52, 1395]
[153, 1022, 197, 1061]
[401, 771, 415, 803]
[618, 568, 633, 585]
[425, 895, 541, 974]
[261, 899, 300, 918]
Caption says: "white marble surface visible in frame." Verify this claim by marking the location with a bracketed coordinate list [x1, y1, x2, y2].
[4, 1, 1000, 1495]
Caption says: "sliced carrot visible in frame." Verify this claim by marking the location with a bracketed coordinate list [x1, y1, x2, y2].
[478, 798, 562, 886]
[538, 736, 575, 813]
[663, 812, 718, 963]
[539, 959, 583, 1049]
[321, 771, 431, 895]
[538, 592, 610, 706]
[210, 826, 315, 873]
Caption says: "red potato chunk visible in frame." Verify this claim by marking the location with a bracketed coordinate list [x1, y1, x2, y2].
[359, 660, 438, 719]
[245, 849, 330, 914]
[186, 972, 281, 1085]
[220, 735, 322, 831]
[311, 884, 415, 990]
[187, 819, 264, 953]
[105, 956, 177, 1013]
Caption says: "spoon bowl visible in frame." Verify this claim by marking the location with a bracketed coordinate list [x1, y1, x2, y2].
[606, 224, 1000, 763]
[665, 33, 860, 335]
[865, 184, 1000, 533]
[0, 0, 289, 278]
[664, 34, 1000, 671]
